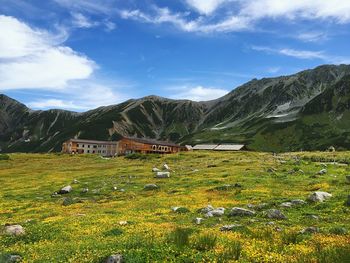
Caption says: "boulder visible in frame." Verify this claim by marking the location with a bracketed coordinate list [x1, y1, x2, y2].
[300, 227, 319, 234]
[308, 191, 332, 202]
[194, 218, 203, 225]
[143, 184, 159, 191]
[229, 207, 255, 217]
[280, 202, 293, 208]
[154, 172, 170, 178]
[152, 167, 160, 172]
[3, 225, 25, 236]
[106, 254, 124, 263]
[220, 224, 243, 232]
[208, 208, 225, 217]
[58, 185, 72, 194]
[318, 169, 327, 175]
[6, 255, 22, 262]
[291, 199, 307, 205]
[163, 164, 170, 170]
[266, 209, 287, 220]
[199, 205, 214, 214]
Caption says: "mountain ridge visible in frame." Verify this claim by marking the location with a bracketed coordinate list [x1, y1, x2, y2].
[1, 64, 350, 153]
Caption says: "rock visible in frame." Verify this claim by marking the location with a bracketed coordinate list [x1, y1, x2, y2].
[152, 167, 160, 172]
[72, 179, 79, 184]
[81, 188, 89, 193]
[220, 224, 243, 232]
[119, 221, 128, 226]
[194, 218, 203, 225]
[280, 202, 293, 208]
[266, 209, 287, 220]
[106, 254, 124, 263]
[163, 164, 170, 170]
[308, 191, 332, 202]
[199, 205, 214, 214]
[305, 214, 320, 220]
[247, 203, 268, 210]
[58, 185, 72, 194]
[143, 184, 159, 190]
[208, 208, 225, 217]
[318, 169, 327, 175]
[172, 207, 190, 213]
[6, 255, 22, 262]
[119, 189, 125, 192]
[300, 227, 319, 234]
[266, 221, 275, 226]
[328, 146, 336, 152]
[291, 199, 307, 205]
[154, 171, 170, 178]
[229, 207, 255, 217]
[4, 225, 25, 236]
[62, 197, 74, 206]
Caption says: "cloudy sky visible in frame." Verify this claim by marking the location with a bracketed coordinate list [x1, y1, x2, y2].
[1, 0, 350, 111]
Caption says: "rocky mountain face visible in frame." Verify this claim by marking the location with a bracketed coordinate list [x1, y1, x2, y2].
[1, 64, 350, 153]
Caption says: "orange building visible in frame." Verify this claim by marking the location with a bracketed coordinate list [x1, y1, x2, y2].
[62, 137, 182, 156]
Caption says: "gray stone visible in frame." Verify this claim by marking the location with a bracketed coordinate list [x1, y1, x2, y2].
[200, 205, 214, 214]
[7, 255, 22, 262]
[266, 209, 287, 220]
[106, 254, 123, 263]
[163, 163, 170, 170]
[247, 203, 268, 210]
[154, 171, 170, 178]
[229, 207, 255, 217]
[318, 169, 327, 175]
[291, 199, 307, 205]
[81, 188, 89, 193]
[308, 191, 332, 202]
[72, 179, 79, 184]
[209, 208, 225, 217]
[144, 184, 159, 190]
[58, 185, 72, 194]
[194, 218, 203, 225]
[152, 167, 160, 172]
[280, 202, 293, 208]
[220, 224, 243, 232]
[300, 227, 319, 234]
[306, 214, 320, 220]
[4, 225, 25, 236]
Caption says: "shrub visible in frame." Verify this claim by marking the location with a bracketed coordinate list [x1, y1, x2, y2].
[281, 231, 302, 245]
[194, 233, 217, 251]
[168, 227, 192, 249]
[218, 241, 243, 261]
[104, 228, 124, 237]
[0, 154, 10, 161]
[329, 226, 348, 235]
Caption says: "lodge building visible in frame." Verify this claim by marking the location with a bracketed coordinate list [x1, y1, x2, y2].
[62, 136, 182, 156]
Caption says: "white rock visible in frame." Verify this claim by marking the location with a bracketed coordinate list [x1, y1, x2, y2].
[195, 218, 203, 225]
[155, 172, 170, 178]
[229, 207, 255, 217]
[4, 225, 25, 236]
[152, 167, 160, 172]
[308, 191, 332, 202]
[119, 221, 128, 226]
[58, 185, 72, 194]
[163, 163, 170, 170]
[106, 254, 123, 263]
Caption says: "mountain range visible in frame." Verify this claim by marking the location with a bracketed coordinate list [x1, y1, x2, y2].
[1, 64, 350, 153]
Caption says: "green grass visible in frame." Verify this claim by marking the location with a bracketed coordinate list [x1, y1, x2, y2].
[0, 151, 349, 262]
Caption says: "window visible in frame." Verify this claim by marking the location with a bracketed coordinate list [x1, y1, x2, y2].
[88, 145, 90, 148]
[87, 150, 90, 153]
[77, 144, 79, 147]
[92, 150, 95, 154]
[93, 145, 97, 148]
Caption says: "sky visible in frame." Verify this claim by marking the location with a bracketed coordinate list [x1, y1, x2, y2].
[0, 0, 350, 111]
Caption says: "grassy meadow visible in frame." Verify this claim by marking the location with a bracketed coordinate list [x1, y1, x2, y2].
[0, 151, 350, 262]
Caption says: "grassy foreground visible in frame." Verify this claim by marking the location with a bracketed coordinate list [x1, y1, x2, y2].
[0, 151, 349, 262]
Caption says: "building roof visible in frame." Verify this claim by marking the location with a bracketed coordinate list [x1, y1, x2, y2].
[193, 144, 219, 150]
[68, 139, 118, 145]
[214, 144, 245, 151]
[122, 136, 180, 147]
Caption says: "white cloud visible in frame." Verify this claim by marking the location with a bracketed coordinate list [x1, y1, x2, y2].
[71, 12, 99, 28]
[252, 45, 350, 64]
[0, 15, 95, 90]
[171, 86, 229, 101]
[185, 0, 227, 15]
[0, 15, 125, 110]
[54, 0, 116, 15]
[296, 31, 328, 42]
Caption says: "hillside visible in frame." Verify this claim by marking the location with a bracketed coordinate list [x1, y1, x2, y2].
[0, 151, 349, 262]
[1, 64, 350, 153]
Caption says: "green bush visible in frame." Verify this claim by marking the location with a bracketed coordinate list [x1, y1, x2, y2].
[329, 226, 348, 235]
[168, 228, 192, 248]
[0, 154, 10, 161]
[218, 241, 243, 261]
[194, 233, 217, 251]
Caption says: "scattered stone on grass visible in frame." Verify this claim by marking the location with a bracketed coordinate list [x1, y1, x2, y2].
[266, 209, 287, 220]
[6, 255, 22, 263]
[152, 167, 160, 172]
[308, 191, 332, 202]
[72, 179, 79, 184]
[194, 218, 203, 225]
[318, 169, 327, 175]
[106, 254, 124, 263]
[154, 171, 170, 178]
[119, 221, 128, 226]
[220, 224, 243, 232]
[58, 185, 72, 194]
[300, 227, 319, 234]
[144, 184, 159, 190]
[163, 164, 170, 170]
[3, 225, 25, 236]
[81, 188, 89, 193]
[229, 207, 255, 217]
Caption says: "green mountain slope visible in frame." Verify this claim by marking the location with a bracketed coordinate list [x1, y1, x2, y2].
[1, 64, 350, 152]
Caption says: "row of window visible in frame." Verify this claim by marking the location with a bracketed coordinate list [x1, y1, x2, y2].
[77, 143, 109, 148]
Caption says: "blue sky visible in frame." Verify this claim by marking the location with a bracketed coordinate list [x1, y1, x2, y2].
[0, 0, 350, 111]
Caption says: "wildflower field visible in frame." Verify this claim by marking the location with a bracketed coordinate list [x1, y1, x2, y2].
[0, 151, 350, 262]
